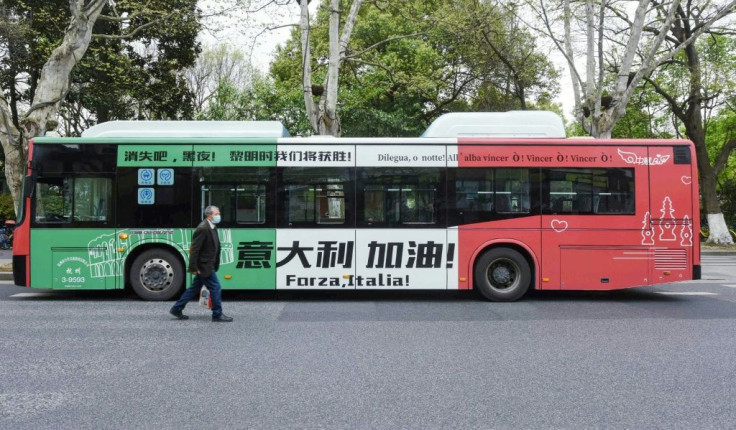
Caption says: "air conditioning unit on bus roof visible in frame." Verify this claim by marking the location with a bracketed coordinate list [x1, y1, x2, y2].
[81, 120, 291, 138]
[422, 111, 566, 138]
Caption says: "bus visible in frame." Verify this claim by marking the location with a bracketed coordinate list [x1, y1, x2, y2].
[12, 111, 701, 301]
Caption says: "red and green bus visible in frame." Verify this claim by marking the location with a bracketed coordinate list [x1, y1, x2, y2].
[12, 111, 701, 301]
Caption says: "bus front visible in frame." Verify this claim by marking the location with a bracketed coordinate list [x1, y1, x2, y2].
[12, 139, 34, 287]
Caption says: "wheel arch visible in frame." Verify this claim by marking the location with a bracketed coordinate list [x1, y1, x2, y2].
[467, 239, 539, 292]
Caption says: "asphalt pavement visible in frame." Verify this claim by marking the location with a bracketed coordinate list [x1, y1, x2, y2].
[1, 253, 735, 428]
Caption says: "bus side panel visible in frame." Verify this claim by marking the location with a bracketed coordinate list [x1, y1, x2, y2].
[31, 229, 118, 290]
[647, 145, 696, 284]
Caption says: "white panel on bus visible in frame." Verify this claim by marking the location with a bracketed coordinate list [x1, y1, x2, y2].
[355, 230, 452, 290]
[276, 230, 356, 290]
[276, 145, 355, 167]
[356, 145, 447, 167]
[446, 146, 459, 168]
[446, 228, 459, 289]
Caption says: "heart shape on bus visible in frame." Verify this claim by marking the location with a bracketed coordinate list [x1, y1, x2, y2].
[551, 219, 568, 232]
[681, 176, 692, 185]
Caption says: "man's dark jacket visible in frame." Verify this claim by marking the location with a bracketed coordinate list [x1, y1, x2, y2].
[188, 220, 221, 278]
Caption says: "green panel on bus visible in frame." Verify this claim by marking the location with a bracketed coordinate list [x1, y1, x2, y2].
[215, 229, 276, 290]
[118, 145, 195, 167]
[31, 229, 120, 290]
[118, 145, 278, 167]
[192, 145, 277, 167]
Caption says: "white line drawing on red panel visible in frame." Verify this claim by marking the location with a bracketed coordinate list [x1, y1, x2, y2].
[641, 212, 655, 245]
[551, 219, 568, 232]
[617, 149, 670, 166]
[658, 197, 677, 241]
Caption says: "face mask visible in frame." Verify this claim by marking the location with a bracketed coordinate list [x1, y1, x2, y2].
[212, 215, 221, 224]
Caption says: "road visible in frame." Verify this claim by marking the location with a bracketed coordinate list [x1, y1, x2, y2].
[0, 254, 735, 429]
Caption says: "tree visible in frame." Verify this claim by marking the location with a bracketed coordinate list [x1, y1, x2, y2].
[644, 29, 736, 244]
[271, 0, 559, 136]
[0, 0, 200, 213]
[531, 0, 736, 139]
[185, 45, 256, 114]
[531, 0, 736, 244]
[299, 0, 364, 136]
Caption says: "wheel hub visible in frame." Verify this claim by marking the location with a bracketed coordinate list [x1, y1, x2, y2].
[140, 259, 173, 291]
[492, 266, 513, 285]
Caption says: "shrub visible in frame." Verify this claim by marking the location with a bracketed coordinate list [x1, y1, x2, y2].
[0, 193, 16, 222]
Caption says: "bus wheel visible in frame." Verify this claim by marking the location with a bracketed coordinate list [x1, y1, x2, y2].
[130, 249, 184, 301]
[474, 248, 531, 302]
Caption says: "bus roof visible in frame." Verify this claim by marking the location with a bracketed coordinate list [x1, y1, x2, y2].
[79, 120, 291, 138]
[422, 111, 566, 138]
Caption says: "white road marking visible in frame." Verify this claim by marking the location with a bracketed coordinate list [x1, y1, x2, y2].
[722, 284, 736, 288]
[10, 293, 56, 298]
[656, 292, 718, 296]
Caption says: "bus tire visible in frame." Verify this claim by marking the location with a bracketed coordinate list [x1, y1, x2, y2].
[474, 248, 531, 302]
[130, 249, 184, 301]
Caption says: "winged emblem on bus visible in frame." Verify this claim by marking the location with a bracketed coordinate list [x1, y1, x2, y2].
[617, 149, 670, 166]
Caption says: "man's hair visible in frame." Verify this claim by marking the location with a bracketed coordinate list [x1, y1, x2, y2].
[204, 205, 219, 216]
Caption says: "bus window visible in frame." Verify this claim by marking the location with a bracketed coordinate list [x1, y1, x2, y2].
[35, 178, 72, 223]
[396, 185, 435, 224]
[495, 169, 530, 214]
[35, 176, 112, 224]
[545, 168, 634, 215]
[357, 168, 443, 227]
[593, 169, 635, 214]
[73, 178, 112, 222]
[197, 167, 274, 227]
[235, 185, 267, 223]
[278, 167, 353, 227]
[449, 168, 531, 225]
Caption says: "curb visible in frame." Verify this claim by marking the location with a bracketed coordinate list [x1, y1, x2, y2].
[701, 249, 736, 256]
[0, 272, 13, 281]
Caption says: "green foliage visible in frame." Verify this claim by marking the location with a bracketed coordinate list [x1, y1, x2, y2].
[1, 0, 202, 137]
[197, 77, 312, 135]
[0, 193, 16, 222]
[265, 0, 559, 136]
[704, 109, 736, 224]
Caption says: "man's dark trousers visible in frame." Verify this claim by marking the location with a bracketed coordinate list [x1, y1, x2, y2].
[170, 272, 223, 317]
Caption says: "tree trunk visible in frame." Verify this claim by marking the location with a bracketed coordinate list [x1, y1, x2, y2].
[677, 16, 733, 244]
[300, 0, 362, 136]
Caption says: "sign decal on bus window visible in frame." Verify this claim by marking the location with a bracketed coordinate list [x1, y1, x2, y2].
[138, 168, 155, 185]
[138, 188, 154, 205]
[157, 169, 174, 185]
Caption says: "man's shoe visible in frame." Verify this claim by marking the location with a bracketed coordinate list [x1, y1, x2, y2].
[169, 308, 189, 320]
[212, 314, 233, 322]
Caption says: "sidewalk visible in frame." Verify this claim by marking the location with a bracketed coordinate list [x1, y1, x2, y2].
[701, 246, 736, 255]
[0, 257, 11, 280]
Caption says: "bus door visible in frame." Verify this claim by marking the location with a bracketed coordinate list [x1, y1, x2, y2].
[192, 146, 278, 291]
[33, 175, 117, 290]
[353, 160, 449, 290]
[646, 145, 696, 282]
[540, 153, 646, 290]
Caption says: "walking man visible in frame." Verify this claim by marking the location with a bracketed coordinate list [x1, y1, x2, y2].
[169, 205, 233, 322]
